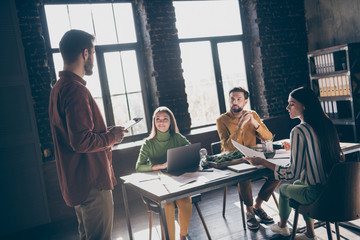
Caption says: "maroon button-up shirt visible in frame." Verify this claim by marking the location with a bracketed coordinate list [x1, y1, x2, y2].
[49, 71, 117, 206]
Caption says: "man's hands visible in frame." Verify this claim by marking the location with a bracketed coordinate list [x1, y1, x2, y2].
[238, 111, 260, 129]
[108, 126, 128, 143]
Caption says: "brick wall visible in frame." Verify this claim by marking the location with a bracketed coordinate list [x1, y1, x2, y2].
[136, 0, 191, 132]
[15, 0, 54, 161]
[241, 0, 309, 117]
[15, 0, 309, 162]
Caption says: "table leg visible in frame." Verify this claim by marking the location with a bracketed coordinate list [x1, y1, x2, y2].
[237, 183, 246, 230]
[121, 183, 133, 240]
[159, 201, 170, 240]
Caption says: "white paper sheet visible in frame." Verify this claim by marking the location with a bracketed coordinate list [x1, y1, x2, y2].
[231, 139, 265, 158]
[122, 118, 143, 130]
[231, 139, 291, 167]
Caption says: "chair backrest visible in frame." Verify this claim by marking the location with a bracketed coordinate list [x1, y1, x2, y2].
[211, 141, 221, 155]
[299, 161, 360, 222]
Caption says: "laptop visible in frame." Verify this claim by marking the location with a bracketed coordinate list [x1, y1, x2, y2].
[164, 142, 201, 174]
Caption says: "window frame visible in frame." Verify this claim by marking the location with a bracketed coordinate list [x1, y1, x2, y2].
[179, 35, 245, 116]
[174, 0, 251, 129]
[95, 43, 151, 143]
[41, 2, 152, 143]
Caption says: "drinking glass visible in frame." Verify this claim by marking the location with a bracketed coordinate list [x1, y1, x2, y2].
[199, 148, 208, 167]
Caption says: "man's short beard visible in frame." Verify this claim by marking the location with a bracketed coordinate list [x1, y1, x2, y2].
[231, 107, 242, 113]
[84, 57, 93, 76]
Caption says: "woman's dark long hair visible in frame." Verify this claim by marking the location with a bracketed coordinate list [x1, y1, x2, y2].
[290, 87, 344, 175]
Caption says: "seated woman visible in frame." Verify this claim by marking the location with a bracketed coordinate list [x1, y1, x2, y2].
[136, 106, 192, 240]
[244, 87, 344, 240]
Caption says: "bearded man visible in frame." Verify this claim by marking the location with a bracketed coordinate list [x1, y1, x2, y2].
[216, 87, 280, 230]
[49, 29, 127, 240]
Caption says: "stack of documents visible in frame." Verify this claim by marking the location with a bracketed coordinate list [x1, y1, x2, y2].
[231, 139, 290, 167]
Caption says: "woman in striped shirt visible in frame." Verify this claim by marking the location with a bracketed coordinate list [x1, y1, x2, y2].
[245, 87, 343, 240]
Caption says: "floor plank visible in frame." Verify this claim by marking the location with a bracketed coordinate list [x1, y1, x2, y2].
[3, 179, 360, 240]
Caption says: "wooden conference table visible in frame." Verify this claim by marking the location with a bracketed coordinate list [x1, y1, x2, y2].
[119, 142, 360, 240]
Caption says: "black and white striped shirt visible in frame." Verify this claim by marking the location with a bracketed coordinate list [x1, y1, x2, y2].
[274, 123, 327, 185]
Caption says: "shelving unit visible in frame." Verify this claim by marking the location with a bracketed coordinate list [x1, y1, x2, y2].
[308, 43, 360, 142]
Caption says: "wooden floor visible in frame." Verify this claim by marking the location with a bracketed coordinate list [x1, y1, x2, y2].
[3, 179, 360, 240]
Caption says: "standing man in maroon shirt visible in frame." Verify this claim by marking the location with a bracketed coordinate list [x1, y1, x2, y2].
[49, 29, 127, 240]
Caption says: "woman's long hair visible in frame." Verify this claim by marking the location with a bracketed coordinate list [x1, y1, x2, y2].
[290, 87, 344, 175]
[147, 106, 179, 139]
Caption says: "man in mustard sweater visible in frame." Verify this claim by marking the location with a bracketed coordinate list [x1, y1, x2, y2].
[216, 87, 280, 230]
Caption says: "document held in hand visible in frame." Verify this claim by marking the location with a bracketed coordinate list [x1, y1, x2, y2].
[231, 139, 290, 166]
[231, 139, 265, 158]
[122, 118, 143, 130]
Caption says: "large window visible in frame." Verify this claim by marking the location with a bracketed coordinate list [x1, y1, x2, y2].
[44, 3, 148, 142]
[174, 0, 250, 128]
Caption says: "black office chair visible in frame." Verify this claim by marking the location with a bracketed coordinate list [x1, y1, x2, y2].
[142, 194, 211, 240]
[289, 162, 360, 240]
[211, 141, 279, 220]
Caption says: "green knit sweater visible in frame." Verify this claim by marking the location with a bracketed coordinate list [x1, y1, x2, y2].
[135, 130, 190, 172]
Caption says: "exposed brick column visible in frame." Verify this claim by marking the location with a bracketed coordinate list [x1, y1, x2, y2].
[136, 0, 191, 133]
[241, 0, 309, 117]
[16, 0, 54, 161]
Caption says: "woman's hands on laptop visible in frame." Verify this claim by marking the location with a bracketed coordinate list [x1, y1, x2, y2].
[151, 162, 168, 171]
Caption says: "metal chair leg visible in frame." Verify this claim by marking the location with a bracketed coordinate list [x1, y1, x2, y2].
[325, 221, 333, 240]
[271, 192, 279, 209]
[290, 208, 299, 240]
[194, 202, 212, 239]
[159, 215, 165, 240]
[222, 186, 227, 217]
[334, 222, 340, 240]
[149, 211, 153, 240]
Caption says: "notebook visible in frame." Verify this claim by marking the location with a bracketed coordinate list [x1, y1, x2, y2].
[227, 163, 258, 173]
[164, 142, 201, 174]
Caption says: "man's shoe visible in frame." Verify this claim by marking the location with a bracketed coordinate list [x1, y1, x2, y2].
[270, 223, 291, 236]
[254, 207, 274, 223]
[246, 212, 260, 230]
[294, 233, 319, 240]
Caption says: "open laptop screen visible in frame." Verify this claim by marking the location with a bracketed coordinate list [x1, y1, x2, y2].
[165, 142, 201, 174]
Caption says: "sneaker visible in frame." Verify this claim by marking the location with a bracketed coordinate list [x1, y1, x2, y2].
[246, 212, 260, 230]
[254, 207, 274, 223]
[294, 233, 319, 240]
[270, 223, 291, 236]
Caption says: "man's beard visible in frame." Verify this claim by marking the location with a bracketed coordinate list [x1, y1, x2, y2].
[84, 57, 93, 76]
[231, 105, 242, 113]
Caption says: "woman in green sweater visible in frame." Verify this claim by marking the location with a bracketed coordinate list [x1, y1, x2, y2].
[136, 106, 192, 240]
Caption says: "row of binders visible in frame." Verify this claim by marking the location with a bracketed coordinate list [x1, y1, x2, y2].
[321, 101, 338, 119]
[318, 75, 351, 97]
[313, 53, 336, 74]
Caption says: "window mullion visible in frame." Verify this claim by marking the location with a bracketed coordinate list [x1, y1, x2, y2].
[211, 41, 226, 114]
[95, 47, 115, 126]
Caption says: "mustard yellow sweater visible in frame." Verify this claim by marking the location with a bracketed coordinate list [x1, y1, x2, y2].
[216, 110, 273, 152]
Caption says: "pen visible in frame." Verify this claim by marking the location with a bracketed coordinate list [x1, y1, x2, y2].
[162, 183, 170, 193]
[139, 177, 160, 182]
[197, 169, 214, 172]
[179, 179, 197, 187]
